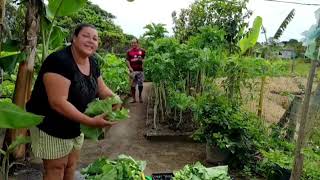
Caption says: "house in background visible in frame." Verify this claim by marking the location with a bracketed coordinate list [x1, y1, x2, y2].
[279, 48, 296, 59]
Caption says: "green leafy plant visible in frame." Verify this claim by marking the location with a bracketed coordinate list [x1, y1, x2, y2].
[81, 154, 146, 180]
[98, 53, 130, 95]
[0, 80, 15, 98]
[0, 101, 43, 128]
[238, 16, 263, 55]
[0, 102, 43, 180]
[193, 92, 267, 169]
[80, 96, 129, 140]
[40, 0, 87, 61]
[0, 136, 31, 180]
[173, 162, 231, 180]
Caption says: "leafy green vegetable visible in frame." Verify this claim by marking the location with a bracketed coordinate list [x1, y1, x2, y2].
[81, 96, 129, 140]
[84, 96, 122, 117]
[81, 154, 146, 180]
[173, 162, 230, 180]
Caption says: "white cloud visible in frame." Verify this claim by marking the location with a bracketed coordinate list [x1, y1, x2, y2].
[90, 0, 319, 41]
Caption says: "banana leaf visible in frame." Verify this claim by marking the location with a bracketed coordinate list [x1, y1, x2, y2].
[0, 102, 43, 128]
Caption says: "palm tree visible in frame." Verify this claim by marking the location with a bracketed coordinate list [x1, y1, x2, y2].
[143, 23, 168, 41]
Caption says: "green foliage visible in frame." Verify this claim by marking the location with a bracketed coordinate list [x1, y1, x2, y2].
[98, 53, 130, 95]
[0, 102, 43, 128]
[273, 9, 295, 41]
[168, 91, 194, 111]
[192, 92, 267, 168]
[4, 0, 26, 41]
[81, 155, 146, 180]
[48, 0, 87, 17]
[187, 26, 226, 50]
[40, 0, 87, 61]
[0, 136, 31, 180]
[172, 0, 251, 52]
[173, 162, 231, 180]
[221, 57, 289, 103]
[0, 51, 25, 73]
[143, 23, 168, 42]
[0, 80, 15, 98]
[84, 96, 122, 117]
[259, 147, 320, 180]
[80, 96, 129, 140]
[0, 40, 26, 73]
[55, 1, 129, 54]
[239, 16, 263, 55]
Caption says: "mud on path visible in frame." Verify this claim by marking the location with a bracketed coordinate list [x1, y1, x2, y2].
[79, 82, 206, 176]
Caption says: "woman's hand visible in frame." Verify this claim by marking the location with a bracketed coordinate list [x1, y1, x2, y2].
[89, 113, 117, 128]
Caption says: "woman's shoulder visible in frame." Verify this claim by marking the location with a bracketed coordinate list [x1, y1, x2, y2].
[45, 46, 72, 65]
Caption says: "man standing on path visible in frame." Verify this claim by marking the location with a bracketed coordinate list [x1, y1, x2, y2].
[126, 38, 146, 103]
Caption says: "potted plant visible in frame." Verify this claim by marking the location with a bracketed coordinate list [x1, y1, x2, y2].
[193, 92, 263, 167]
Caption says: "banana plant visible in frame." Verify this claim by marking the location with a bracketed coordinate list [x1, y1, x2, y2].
[238, 16, 263, 55]
[0, 101, 43, 129]
[0, 101, 43, 180]
[40, 0, 86, 61]
[251, 10, 295, 117]
[0, 40, 26, 73]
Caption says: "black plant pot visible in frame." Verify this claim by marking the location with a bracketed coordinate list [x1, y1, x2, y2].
[267, 164, 291, 180]
[206, 142, 231, 164]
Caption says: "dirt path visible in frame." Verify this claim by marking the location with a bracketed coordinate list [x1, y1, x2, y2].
[79, 82, 206, 175]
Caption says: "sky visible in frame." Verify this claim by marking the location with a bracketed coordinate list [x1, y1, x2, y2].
[89, 0, 320, 42]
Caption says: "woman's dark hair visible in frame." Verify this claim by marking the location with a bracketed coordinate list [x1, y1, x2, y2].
[70, 24, 97, 43]
[73, 24, 96, 37]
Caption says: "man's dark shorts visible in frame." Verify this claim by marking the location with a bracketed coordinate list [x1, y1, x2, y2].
[130, 71, 144, 87]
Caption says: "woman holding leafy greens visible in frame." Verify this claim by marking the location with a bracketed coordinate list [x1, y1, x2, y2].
[26, 24, 119, 180]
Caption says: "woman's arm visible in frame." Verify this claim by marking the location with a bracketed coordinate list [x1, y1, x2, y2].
[43, 73, 111, 127]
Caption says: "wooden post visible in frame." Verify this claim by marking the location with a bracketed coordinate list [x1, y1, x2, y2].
[290, 60, 318, 180]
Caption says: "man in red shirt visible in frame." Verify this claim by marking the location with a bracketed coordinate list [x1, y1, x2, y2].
[126, 38, 146, 103]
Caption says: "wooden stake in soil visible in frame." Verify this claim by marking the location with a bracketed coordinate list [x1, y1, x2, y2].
[290, 60, 318, 180]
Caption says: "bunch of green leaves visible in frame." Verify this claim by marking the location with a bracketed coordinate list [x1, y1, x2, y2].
[80, 96, 129, 140]
[258, 146, 320, 179]
[81, 154, 146, 180]
[173, 162, 230, 180]
[192, 92, 268, 169]
[1, 136, 31, 180]
[98, 53, 130, 95]
[221, 56, 252, 104]
[0, 80, 15, 98]
[168, 91, 195, 111]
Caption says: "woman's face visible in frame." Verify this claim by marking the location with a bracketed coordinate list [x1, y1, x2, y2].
[72, 27, 99, 56]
